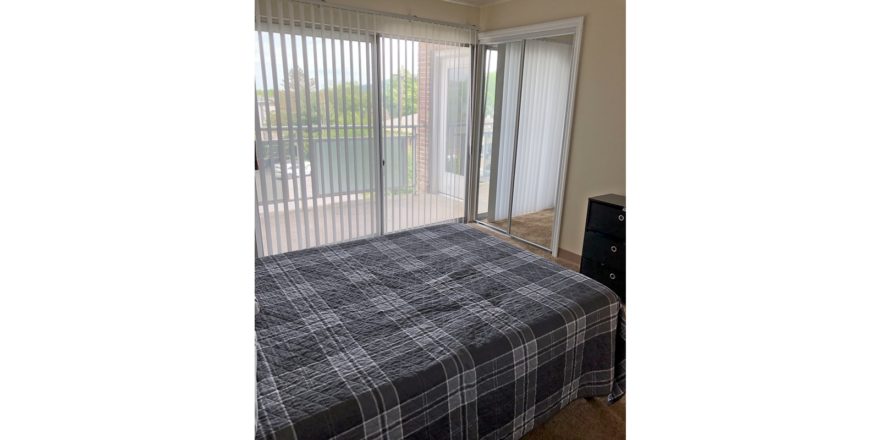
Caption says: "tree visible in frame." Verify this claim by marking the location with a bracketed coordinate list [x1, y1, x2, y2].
[383, 68, 419, 119]
[258, 66, 419, 142]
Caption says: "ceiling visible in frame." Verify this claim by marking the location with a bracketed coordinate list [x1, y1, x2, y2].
[440, 0, 511, 7]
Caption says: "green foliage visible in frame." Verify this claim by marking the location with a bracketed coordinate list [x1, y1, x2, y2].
[382, 68, 418, 119]
[259, 67, 419, 167]
[260, 67, 419, 137]
[484, 71, 497, 116]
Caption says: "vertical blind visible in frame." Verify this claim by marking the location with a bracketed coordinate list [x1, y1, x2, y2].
[255, 0, 475, 257]
[379, 32, 472, 235]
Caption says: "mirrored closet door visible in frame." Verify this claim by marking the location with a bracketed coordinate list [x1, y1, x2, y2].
[473, 19, 583, 254]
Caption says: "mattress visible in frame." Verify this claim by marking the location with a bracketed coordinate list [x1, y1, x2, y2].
[255, 223, 625, 439]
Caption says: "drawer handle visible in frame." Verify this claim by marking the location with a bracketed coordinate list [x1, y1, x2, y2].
[609, 273, 616, 280]
[610, 245, 618, 253]
[618, 214, 625, 222]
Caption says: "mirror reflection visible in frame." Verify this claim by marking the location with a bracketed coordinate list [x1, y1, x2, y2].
[475, 34, 575, 249]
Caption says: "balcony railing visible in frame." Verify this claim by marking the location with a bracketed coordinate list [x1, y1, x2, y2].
[256, 123, 475, 205]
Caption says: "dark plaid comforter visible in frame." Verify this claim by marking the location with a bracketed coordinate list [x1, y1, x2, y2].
[256, 223, 626, 440]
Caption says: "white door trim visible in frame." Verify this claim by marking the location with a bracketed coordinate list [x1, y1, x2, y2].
[478, 17, 584, 45]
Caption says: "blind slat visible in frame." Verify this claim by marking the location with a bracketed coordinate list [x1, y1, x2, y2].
[309, 4, 328, 245]
[255, 186, 265, 257]
[367, 13, 381, 236]
[277, 0, 305, 250]
[267, 0, 294, 253]
[405, 34, 412, 230]
[297, 2, 321, 246]
[255, 93, 274, 256]
[284, 0, 313, 248]
[344, 10, 361, 239]
[255, 2, 281, 254]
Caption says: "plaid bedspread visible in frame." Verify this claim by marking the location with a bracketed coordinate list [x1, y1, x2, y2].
[256, 223, 625, 440]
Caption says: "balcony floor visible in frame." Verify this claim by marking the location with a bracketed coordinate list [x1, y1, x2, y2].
[257, 192, 464, 255]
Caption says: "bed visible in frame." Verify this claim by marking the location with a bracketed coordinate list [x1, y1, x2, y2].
[256, 223, 625, 440]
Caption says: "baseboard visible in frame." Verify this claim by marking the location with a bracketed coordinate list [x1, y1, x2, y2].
[557, 248, 581, 266]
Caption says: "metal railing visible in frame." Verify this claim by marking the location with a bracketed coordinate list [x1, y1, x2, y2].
[256, 122, 475, 204]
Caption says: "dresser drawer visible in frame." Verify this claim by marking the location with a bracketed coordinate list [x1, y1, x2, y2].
[581, 231, 625, 272]
[587, 202, 626, 240]
[580, 258, 626, 303]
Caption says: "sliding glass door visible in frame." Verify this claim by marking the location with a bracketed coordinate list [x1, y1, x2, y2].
[255, 0, 474, 256]
[379, 37, 471, 235]
[255, 1, 380, 256]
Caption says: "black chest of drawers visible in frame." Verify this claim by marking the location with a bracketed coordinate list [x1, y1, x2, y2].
[579, 194, 626, 303]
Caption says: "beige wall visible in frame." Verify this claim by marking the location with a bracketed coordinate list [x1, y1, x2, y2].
[329, 0, 625, 255]
[481, 0, 626, 255]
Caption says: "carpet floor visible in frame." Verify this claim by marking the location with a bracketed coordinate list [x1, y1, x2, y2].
[523, 396, 626, 440]
[469, 224, 626, 439]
